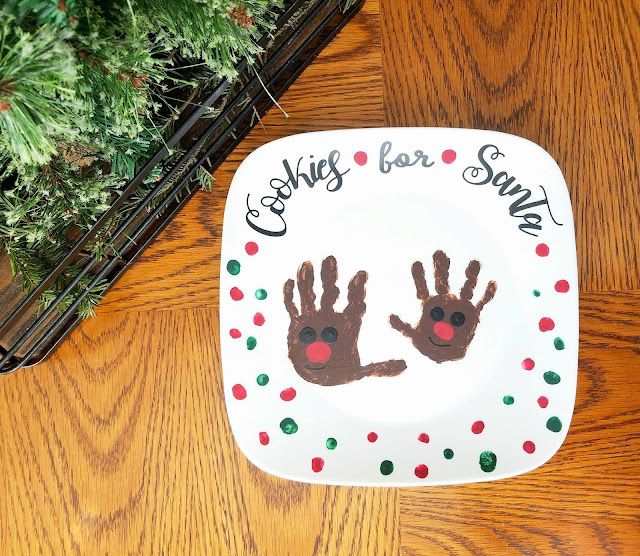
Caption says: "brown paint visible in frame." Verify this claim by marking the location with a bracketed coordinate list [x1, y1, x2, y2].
[390, 250, 497, 363]
[284, 256, 407, 386]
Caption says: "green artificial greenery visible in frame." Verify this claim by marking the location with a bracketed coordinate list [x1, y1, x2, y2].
[0, 0, 284, 317]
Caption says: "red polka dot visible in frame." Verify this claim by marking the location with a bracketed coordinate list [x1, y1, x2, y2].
[537, 396, 549, 408]
[253, 312, 265, 326]
[311, 457, 324, 472]
[418, 433, 430, 443]
[367, 432, 378, 443]
[555, 279, 570, 293]
[471, 420, 485, 434]
[441, 149, 457, 164]
[232, 384, 246, 400]
[523, 440, 536, 454]
[521, 358, 535, 371]
[230, 287, 244, 301]
[280, 387, 296, 401]
[259, 432, 269, 445]
[538, 317, 555, 332]
[536, 243, 550, 257]
[229, 328, 241, 339]
[414, 464, 429, 478]
[245, 241, 259, 256]
[354, 151, 368, 165]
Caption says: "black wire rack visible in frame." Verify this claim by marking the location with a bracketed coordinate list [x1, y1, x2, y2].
[0, 0, 364, 374]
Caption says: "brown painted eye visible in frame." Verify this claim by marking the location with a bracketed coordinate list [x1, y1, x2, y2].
[430, 307, 444, 321]
[299, 327, 316, 344]
[450, 312, 466, 326]
[321, 327, 338, 343]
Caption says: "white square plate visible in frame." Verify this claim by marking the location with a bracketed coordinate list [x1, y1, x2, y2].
[220, 128, 578, 486]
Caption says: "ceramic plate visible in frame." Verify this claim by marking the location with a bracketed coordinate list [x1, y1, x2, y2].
[219, 128, 578, 486]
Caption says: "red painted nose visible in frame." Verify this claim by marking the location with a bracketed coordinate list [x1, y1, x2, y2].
[306, 341, 332, 364]
[433, 321, 454, 341]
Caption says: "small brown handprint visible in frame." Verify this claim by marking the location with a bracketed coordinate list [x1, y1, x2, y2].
[284, 256, 407, 386]
[390, 250, 497, 363]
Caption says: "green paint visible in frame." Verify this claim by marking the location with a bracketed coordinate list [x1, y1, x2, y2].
[255, 288, 268, 300]
[226, 259, 241, 275]
[479, 451, 497, 472]
[246, 336, 257, 350]
[280, 417, 298, 434]
[443, 448, 454, 460]
[380, 460, 394, 475]
[554, 337, 565, 350]
[326, 437, 337, 450]
[546, 416, 562, 432]
[544, 371, 561, 385]
[533, 289, 541, 297]
[256, 373, 269, 386]
[503, 395, 515, 405]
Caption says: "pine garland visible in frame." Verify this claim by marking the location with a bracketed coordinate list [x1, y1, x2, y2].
[0, 0, 284, 317]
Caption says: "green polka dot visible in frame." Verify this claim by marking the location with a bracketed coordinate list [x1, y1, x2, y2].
[554, 337, 565, 350]
[380, 460, 394, 475]
[503, 395, 515, 405]
[443, 448, 454, 460]
[226, 259, 241, 275]
[280, 417, 298, 434]
[255, 288, 268, 300]
[256, 373, 269, 386]
[544, 371, 561, 385]
[246, 336, 257, 350]
[533, 289, 541, 297]
[546, 416, 562, 432]
[326, 437, 337, 450]
[479, 451, 497, 472]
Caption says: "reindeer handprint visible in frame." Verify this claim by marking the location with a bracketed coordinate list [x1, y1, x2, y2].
[390, 250, 497, 363]
[284, 256, 407, 386]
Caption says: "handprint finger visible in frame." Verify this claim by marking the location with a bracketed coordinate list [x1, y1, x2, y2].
[389, 314, 413, 336]
[320, 255, 340, 311]
[411, 261, 429, 299]
[460, 259, 480, 301]
[297, 261, 316, 314]
[344, 270, 367, 321]
[476, 280, 497, 312]
[433, 250, 450, 295]
[283, 279, 298, 319]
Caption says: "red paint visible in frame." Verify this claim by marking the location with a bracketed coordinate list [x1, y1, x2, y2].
[471, 420, 485, 434]
[535, 243, 550, 257]
[280, 387, 297, 401]
[229, 328, 241, 339]
[433, 321, 454, 341]
[253, 312, 265, 326]
[230, 287, 244, 301]
[555, 279, 570, 293]
[537, 396, 549, 408]
[354, 151, 368, 165]
[441, 149, 457, 164]
[367, 432, 378, 443]
[523, 440, 536, 454]
[414, 464, 429, 478]
[232, 384, 247, 400]
[259, 432, 269, 445]
[418, 433, 430, 444]
[245, 241, 259, 255]
[311, 457, 325, 472]
[305, 341, 332, 364]
[521, 358, 535, 371]
[538, 317, 555, 332]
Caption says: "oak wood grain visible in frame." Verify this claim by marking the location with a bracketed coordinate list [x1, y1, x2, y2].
[1, 0, 640, 554]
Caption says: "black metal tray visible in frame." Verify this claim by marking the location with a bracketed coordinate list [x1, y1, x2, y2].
[0, 0, 364, 374]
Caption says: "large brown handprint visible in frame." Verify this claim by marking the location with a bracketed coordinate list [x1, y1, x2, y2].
[284, 256, 407, 386]
[389, 250, 497, 363]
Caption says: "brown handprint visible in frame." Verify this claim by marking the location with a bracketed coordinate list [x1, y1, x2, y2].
[390, 250, 497, 363]
[284, 256, 407, 386]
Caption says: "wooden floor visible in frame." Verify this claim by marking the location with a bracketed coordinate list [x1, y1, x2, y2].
[2, 1, 639, 553]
